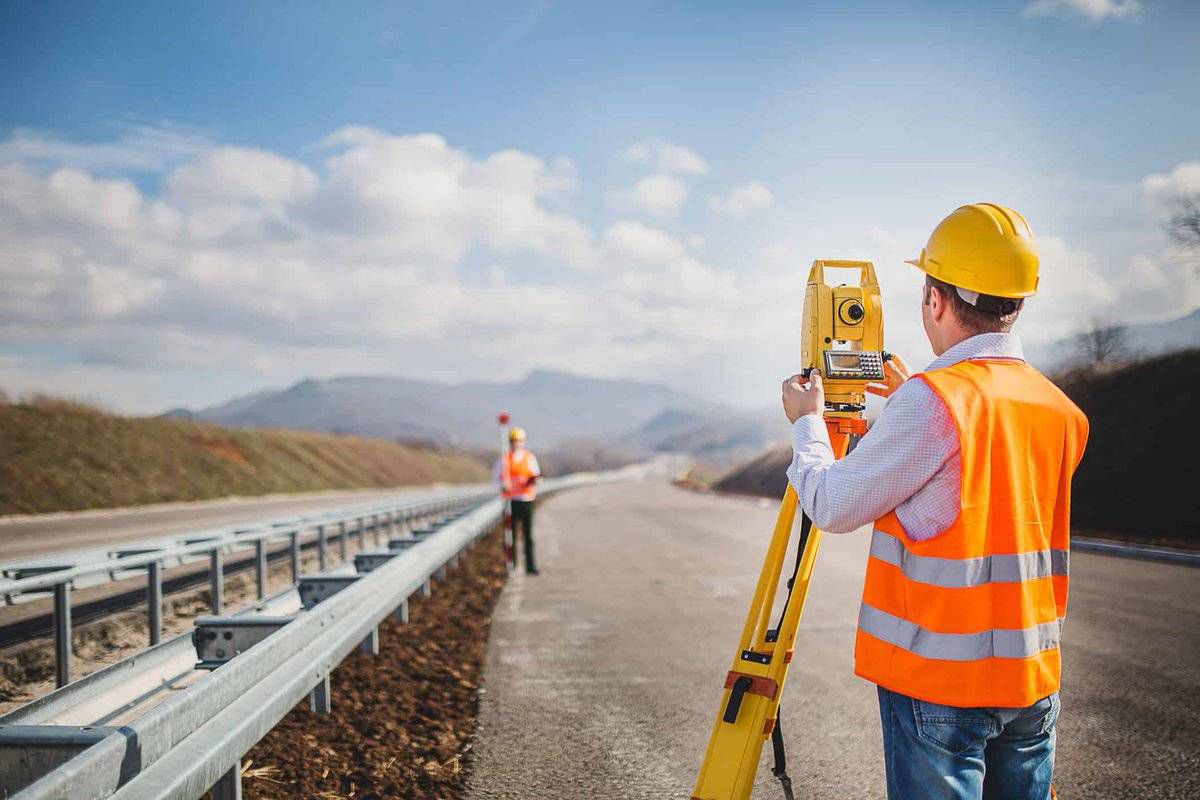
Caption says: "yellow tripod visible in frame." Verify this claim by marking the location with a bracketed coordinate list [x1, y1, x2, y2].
[692, 261, 884, 800]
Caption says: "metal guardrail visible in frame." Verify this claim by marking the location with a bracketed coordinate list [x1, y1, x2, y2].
[0, 471, 617, 799]
[0, 486, 495, 688]
[1072, 536, 1200, 567]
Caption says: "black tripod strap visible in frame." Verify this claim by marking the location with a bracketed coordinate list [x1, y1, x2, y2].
[772, 513, 813, 637]
[772, 705, 796, 800]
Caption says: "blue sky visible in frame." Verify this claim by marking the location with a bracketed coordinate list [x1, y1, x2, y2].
[1, 1, 1197, 411]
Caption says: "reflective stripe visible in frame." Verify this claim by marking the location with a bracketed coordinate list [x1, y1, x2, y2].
[858, 604, 1063, 661]
[869, 530, 1068, 589]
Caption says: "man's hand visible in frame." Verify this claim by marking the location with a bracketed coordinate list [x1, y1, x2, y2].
[782, 370, 824, 423]
[866, 354, 912, 399]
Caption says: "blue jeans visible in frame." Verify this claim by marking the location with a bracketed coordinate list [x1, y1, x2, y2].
[877, 685, 1059, 800]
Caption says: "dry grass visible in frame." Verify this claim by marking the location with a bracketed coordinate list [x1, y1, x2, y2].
[0, 396, 489, 515]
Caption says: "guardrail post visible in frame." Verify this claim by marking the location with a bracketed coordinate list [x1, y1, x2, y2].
[148, 560, 163, 646]
[212, 762, 242, 800]
[53, 582, 71, 687]
[421, 579, 432, 598]
[339, 521, 349, 562]
[254, 539, 267, 600]
[394, 599, 409, 623]
[372, 514, 382, 547]
[310, 674, 331, 714]
[317, 524, 328, 571]
[289, 531, 301, 583]
[360, 627, 379, 655]
[210, 549, 224, 615]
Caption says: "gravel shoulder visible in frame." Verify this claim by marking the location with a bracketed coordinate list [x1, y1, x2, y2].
[241, 524, 509, 799]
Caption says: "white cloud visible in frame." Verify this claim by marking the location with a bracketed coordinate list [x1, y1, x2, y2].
[621, 142, 652, 163]
[1141, 161, 1200, 212]
[621, 140, 709, 175]
[306, 128, 597, 269]
[709, 181, 774, 218]
[610, 173, 688, 217]
[603, 221, 688, 264]
[166, 147, 319, 207]
[657, 144, 709, 176]
[0, 124, 212, 172]
[1023, 0, 1140, 23]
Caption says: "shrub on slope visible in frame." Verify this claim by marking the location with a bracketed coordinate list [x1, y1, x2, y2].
[1057, 348, 1199, 546]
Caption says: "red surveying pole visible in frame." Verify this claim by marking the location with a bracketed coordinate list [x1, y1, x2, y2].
[497, 412, 516, 575]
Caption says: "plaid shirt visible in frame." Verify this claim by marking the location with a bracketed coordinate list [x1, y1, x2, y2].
[786, 333, 1026, 539]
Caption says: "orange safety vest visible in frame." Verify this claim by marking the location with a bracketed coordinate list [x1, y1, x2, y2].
[502, 449, 538, 500]
[854, 359, 1089, 708]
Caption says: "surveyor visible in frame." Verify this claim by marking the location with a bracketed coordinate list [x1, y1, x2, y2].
[780, 203, 1088, 800]
[494, 427, 542, 575]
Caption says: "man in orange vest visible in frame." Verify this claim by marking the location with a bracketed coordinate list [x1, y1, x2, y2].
[495, 426, 542, 575]
[781, 204, 1088, 799]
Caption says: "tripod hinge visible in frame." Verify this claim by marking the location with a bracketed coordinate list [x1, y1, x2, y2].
[723, 671, 779, 700]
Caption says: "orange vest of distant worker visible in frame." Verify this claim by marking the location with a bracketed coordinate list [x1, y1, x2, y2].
[502, 449, 538, 501]
[854, 359, 1089, 708]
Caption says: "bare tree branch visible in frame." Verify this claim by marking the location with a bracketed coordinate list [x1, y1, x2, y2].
[1072, 318, 1130, 369]
[1167, 196, 1200, 251]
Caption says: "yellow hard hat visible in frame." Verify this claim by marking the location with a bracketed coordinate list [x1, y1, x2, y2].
[906, 203, 1039, 299]
[508, 427, 526, 442]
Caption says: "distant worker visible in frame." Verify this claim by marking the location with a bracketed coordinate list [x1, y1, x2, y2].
[781, 204, 1088, 799]
[495, 427, 542, 575]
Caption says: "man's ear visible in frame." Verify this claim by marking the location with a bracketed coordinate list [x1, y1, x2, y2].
[927, 283, 948, 324]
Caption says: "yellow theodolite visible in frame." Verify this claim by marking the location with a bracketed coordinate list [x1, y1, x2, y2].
[691, 260, 886, 800]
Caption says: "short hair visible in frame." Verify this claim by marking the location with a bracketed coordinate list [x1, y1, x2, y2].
[923, 275, 1023, 334]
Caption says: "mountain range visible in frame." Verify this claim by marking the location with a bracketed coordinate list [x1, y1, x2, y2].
[168, 369, 788, 457]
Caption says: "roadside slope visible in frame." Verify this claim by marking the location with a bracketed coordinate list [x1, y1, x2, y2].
[0, 397, 488, 515]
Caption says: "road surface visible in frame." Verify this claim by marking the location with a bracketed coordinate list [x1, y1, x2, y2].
[466, 479, 1200, 799]
[0, 486, 452, 562]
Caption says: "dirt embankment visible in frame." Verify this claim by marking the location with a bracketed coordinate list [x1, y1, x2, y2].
[710, 443, 792, 499]
[1056, 348, 1199, 548]
[240, 526, 508, 799]
[0, 396, 489, 515]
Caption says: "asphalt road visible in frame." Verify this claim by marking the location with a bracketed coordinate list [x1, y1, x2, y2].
[466, 479, 1200, 799]
[0, 487, 445, 562]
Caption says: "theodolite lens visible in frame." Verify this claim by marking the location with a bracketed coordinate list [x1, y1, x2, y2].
[840, 300, 865, 324]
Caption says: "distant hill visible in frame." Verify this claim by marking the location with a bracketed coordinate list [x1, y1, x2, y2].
[711, 443, 791, 498]
[1125, 308, 1200, 354]
[626, 407, 788, 460]
[174, 369, 786, 458]
[0, 396, 488, 515]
